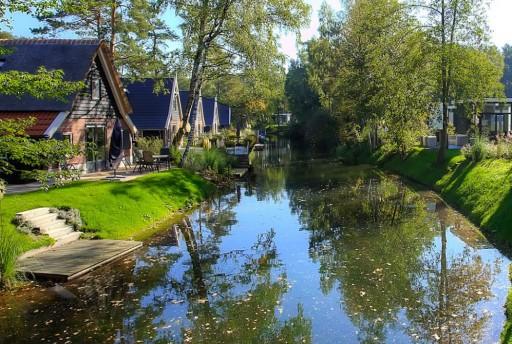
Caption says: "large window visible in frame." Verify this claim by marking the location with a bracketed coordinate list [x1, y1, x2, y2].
[91, 78, 101, 100]
[85, 126, 106, 171]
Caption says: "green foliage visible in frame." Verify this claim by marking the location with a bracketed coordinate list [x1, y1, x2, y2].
[502, 265, 512, 343]
[382, 148, 512, 244]
[0, 67, 84, 101]
[52, 207, 82, 231]
[0, 227, 24, 289]
[461, 138, 512, 162]
[175, 0, 310, 161]
[31, 0, 176, 79]
[185, 149, 233, 175]
[136, 137, 163, 155]
[285, 60, 339, 152]
[0, 118, 81, 190]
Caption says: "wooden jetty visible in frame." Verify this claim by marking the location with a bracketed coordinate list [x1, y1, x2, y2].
[18, 240, 143, 281]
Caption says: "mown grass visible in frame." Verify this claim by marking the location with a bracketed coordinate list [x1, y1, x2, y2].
[1, 169, 214, 245]
[382, 148, 512, 241]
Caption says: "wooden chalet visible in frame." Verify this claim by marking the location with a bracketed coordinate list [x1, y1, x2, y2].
[0, 39, 137, 173]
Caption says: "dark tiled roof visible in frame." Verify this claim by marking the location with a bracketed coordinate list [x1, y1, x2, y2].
[202, 97, 216, 126]
[179, 90, 203, 118]
[179, 91, 190, 116]
[125, 79, 175, 130]
[218, 103, 231, 126]
[0, 111, 60, 136]
[0, 39, 100, 111]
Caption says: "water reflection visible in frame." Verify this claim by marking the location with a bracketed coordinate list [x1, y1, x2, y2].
[0, 140, 509, 343]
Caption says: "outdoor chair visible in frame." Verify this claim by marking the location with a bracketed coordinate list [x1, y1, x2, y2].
[142, 150, 159, 172]
[132, 149, 144, 173]
[159, 147, 171, 169]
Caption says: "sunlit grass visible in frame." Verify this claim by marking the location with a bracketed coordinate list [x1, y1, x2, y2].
[1, 169, 214, 246]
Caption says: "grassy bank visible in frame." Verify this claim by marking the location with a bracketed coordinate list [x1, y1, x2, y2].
[382, 148, 512, 243]
[1, 169, 214, 248]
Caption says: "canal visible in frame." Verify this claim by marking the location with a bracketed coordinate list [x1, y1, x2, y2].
[0, 140, 510, 343]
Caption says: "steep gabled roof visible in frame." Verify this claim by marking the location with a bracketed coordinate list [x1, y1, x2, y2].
[125, 78, 175, 130]
[0, 39, 136, 133]
[218, 103, 231, 126]
[202, 97, 217, 126]
[179, 90, 202, 116]
[0, 39, 99, 111]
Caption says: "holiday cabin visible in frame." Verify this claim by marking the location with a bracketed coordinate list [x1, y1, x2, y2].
[0, 39, 137, 173]
[218, 102, 232, 129]
[124, 78, 183, 146]
[179, 90, 205, 138]
[203, 97, 220, 135]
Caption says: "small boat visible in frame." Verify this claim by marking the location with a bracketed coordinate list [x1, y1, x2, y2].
[253, 143, 265, 151]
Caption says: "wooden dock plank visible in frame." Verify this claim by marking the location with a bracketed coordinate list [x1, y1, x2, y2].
[18, 240, 143, 281]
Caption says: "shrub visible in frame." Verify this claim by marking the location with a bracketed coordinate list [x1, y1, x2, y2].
[136, 137, 163, 154]
[185, 149, 233, 174]
[470, 138, 488, 162]
[169, 146, 182, 164]
[0, 228, 24, 288]
[51, 207, 82, 231]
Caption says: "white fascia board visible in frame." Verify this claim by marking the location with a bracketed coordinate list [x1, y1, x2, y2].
[44, 111, 69, 138]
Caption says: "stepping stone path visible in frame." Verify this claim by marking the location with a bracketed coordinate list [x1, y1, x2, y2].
[16, 207, 81, 246]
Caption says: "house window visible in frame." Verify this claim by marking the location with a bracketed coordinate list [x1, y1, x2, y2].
[91, 78, 101, 100]
[62, 132, 73, 144]
[173, 96, 179, 112]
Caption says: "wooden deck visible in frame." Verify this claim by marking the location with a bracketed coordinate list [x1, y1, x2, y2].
[18, 240, 143, 281]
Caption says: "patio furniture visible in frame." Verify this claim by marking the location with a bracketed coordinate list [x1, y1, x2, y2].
[132, 149, 144, 173]
[142, 151, 159, 172]
[156, 147, 171, 169]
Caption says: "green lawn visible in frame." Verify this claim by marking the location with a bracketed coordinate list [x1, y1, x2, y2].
[1, 169, 214, 251]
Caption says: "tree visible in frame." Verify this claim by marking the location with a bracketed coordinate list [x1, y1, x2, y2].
[171, 0, 310, 165]
[409, 0, 498, 164]
[306, 0, 435, 155]
[32, 0, 177, 79]
[502, 44, 512, 98]
[0, 1, 83, 99]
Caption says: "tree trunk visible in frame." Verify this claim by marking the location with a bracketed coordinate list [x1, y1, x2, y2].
[436, 0, 448, 165]
[179, 44, 208, 167]
[181, 217, 207, 298]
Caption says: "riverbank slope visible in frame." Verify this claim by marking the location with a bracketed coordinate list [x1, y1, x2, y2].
[382, 148, 512, 244]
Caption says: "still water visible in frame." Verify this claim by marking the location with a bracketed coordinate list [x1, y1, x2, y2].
[0, 141, 510, 343]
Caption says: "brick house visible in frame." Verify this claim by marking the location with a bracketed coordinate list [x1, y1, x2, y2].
[0, 39, 137, 173]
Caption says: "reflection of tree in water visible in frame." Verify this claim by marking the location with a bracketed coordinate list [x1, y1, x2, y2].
[0, 190, 311, 344]
[407, 203, 501, 344]
[176, 222, 312, 344]
[289, 174, 498, 343]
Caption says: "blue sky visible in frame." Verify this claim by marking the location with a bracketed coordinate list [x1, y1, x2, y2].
[3, 0, 512, 61]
